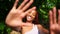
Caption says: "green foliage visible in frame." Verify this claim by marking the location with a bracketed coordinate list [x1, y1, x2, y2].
[0, 0, 60, 34]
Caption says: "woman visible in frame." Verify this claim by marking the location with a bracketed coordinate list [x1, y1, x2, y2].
[22, 9, 49, 34]
[5, 0, 49, 34]
[5, 0, 60, 34]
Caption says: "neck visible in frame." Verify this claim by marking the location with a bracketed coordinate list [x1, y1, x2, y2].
[26, 21, 32, 24]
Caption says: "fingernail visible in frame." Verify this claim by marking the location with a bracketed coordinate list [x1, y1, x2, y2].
[33, 7, 36, 9]
[16, 0, 19, 2]
[49, 10, 52, 14]
[58, 9, 60, 13]
[24, 0, 28, 2]
[53, 7, 56, 9]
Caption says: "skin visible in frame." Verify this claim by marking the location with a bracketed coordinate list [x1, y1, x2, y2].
[5, 0, 60, 34]
[22, 10, 49, 34]
[6, 0, 49, 34]
[49, 7, 60, 34]
[5, 0, 35, 27]
[26, 10, 37, 22]
[22, 10, 36, 34]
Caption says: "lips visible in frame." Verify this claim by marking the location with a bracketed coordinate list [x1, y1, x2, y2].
[27, 16, 32, 19]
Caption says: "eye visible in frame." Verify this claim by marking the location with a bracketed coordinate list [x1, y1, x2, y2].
[29, 12, 31, 13]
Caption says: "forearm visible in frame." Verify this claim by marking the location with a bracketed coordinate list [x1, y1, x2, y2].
[5, 20, 22, 27]
[43, 29, 49, 34]
[50, 31, 56, 34]
[50, 31, 60, 34]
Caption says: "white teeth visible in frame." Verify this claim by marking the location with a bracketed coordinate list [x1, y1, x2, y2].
[29, 16, 31, 18]
[28, 16, 31, 18]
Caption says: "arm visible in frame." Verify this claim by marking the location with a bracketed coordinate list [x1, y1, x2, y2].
[5, 0, 36, 32]
[37, 24, 49, 34]
[5, 0, 35, 27]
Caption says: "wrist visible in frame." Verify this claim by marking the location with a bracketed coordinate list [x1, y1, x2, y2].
[50, 31, 55, 34]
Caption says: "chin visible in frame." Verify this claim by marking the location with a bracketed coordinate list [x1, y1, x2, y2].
[27, 19, 32, 22]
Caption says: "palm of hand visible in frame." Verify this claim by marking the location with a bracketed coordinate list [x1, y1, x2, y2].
[5, 0, 36, 27]
[50, 24, 60, 32]
[49, 7, 60, 34]
[7, 8, 25, 22]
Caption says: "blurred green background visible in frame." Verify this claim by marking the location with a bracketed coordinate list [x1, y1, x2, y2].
[0, 0, 60, 34]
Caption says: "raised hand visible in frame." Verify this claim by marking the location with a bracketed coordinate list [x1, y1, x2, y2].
[5, 0, 36, 27]
[49, 7, 60, 34]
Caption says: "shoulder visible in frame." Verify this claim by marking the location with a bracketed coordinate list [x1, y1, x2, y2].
[36, 24, 44, 32]
[36, 24, 49, 34]
[36, 24, 46, 34]
[36, 24, 43, 30]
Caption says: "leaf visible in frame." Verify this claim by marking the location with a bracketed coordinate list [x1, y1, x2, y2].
[0, 22, 5, 31]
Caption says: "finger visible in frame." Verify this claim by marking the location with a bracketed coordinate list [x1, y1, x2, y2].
[18, 0, 28, 9]
[50, 31, 55, 34]
[13, 0, 19, 8]
[53, 7, 57, 24]
[58, 9, 60, 24]
[24, 7, 36, 15]
[49, 10, 53, 25]
[22, 0, 34, 11]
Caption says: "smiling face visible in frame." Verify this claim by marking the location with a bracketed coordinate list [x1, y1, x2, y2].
[26, 10, 37, 22]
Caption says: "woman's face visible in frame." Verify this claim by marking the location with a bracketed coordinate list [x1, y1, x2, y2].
[26, 10, 37, 22]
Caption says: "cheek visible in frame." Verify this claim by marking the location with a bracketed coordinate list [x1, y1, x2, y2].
[32, 16, 35, 19]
